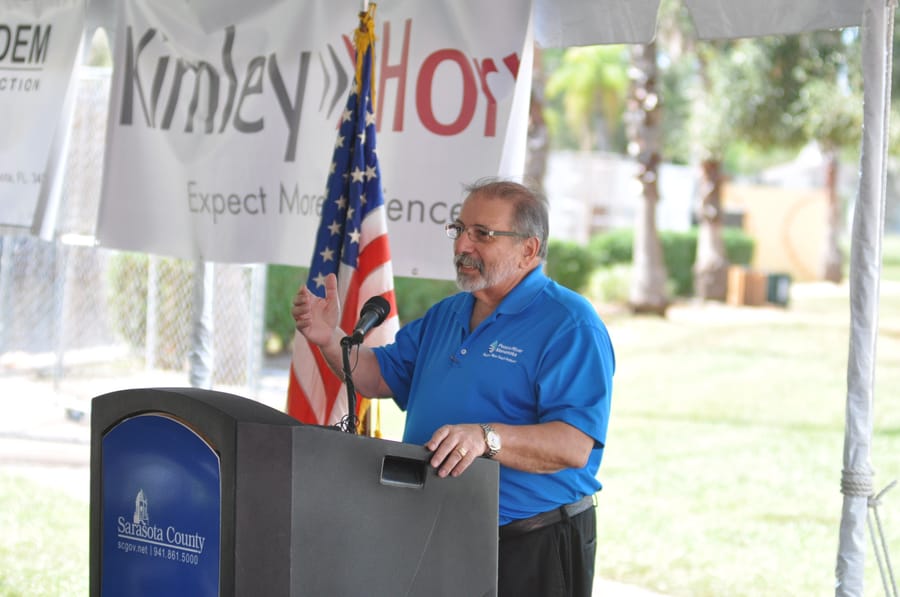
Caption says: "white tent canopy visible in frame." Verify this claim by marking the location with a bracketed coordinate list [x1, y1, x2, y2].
[85, 0, 864, 45]
[533, 0, 862, 45]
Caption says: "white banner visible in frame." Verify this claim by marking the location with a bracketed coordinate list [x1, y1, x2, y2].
[97, 0, 533, 279]
[0, 0, 84, 230]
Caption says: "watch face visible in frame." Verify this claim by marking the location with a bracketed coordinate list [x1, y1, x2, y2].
[481, 424, 501, 457]
[487, 431, 501, 450]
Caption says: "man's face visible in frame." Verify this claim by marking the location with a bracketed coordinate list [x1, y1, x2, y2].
[451, 194, 523, 293]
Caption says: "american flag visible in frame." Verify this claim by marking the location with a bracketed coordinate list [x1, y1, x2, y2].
[287, 6, 398, 429]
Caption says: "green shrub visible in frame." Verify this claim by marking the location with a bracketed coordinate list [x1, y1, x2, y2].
[393, 277, 458, 323]
[266, 265, 307, 351]
[263, 225, 760, 342]
[154, 259, 193, 369]
[107, 252, 148, 348]
[262, 266, 457, 348]
[587, 227, 755, 297]
[587, 229, 634, 267]
[546, 239, 595, 293]
[722, 227, 755, 266]
[106, 253, 192, 368]
[589, 264, 632, 303]
[659, 230, 698, 296]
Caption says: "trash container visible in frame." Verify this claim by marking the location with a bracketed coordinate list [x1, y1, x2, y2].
[766, 273, 791, 307]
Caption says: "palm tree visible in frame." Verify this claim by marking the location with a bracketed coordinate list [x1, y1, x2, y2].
[796, 43, 862, 283]
[625, 40, 669, 313]
[525, 43, 550, 195]
[545, 45, 629, 152]
[545, 39, 672, 312]
[626, 0, 699, 310]
[690, 41, 734, 301]
[729, 32, 861, 284]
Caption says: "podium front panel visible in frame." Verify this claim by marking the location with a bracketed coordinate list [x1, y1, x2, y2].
[289, 425, 499, 597]
[100, 413, 221, 596]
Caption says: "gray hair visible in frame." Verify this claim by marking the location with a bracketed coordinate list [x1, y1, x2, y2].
[463, 178, 549, 261]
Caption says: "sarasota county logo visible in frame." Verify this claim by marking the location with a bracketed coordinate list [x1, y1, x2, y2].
[483, 340, 523, 363]
[116, 489, 207, 561]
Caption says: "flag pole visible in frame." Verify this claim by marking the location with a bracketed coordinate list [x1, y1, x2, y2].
[288, 2, 397, 436]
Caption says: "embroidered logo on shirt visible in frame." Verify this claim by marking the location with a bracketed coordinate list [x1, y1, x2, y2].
[484, 340, 523, 363]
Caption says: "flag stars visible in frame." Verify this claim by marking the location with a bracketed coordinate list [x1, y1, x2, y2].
[290, 34, 391, 426]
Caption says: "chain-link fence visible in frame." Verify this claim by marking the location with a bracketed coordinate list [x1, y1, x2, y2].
[0, 67, 288, 417]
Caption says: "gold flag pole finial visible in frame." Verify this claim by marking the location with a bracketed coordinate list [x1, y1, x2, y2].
[354, 3, 377, 112]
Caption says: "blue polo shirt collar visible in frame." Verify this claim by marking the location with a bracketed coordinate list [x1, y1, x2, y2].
[452, 266, 548, 330]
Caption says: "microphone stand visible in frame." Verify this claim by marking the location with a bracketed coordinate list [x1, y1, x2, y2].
[338, 335, 360, 434]
[336, 296, 389, 434]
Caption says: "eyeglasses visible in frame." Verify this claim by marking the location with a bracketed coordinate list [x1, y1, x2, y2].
[444, 222, 527, 243]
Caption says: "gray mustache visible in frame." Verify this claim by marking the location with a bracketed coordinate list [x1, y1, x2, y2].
[454, 253, 484, 273]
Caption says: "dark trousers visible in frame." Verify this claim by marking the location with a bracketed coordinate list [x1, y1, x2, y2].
[498, 506, 597, 597]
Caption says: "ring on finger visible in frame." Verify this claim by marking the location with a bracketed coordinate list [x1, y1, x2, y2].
[456, 447, 468, 458]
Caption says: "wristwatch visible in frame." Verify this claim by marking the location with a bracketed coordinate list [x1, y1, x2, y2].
[480, 423, 501, 458]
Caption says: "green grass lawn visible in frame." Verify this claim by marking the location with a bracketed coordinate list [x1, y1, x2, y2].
[0, 473, 89, 596]
[2, 240, 900, 596]
[882, 235, 900, 281]
[594, 282, 900, 596]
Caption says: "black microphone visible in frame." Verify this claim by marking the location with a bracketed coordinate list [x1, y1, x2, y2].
[349, 295, 391, 344]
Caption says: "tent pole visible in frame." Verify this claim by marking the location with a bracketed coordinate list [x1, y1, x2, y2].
[835, 1, 896, 595]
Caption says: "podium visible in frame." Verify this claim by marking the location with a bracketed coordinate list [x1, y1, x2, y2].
[89, 387, 499, 596]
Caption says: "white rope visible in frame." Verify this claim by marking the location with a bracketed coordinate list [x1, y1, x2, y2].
[841, 469, 874, 497]
[868, 480, 898, 597]
[840, 469, 897, 595]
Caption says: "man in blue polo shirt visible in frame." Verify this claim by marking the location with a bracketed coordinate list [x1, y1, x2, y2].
[292, 179, 614, 597]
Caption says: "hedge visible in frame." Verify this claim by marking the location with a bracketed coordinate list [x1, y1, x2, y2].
[588, 227, 754, 296]
[262, 227, 755, 351]
[265, 265, 307, 350]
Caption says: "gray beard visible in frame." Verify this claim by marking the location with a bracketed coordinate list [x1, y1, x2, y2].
[454, 253, 518, 293]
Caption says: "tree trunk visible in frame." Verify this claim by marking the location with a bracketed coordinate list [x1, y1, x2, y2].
[626, 42, 669, 315]
[821, 149, 843, 283]
[693, 158, 729, 301]
[525, 44, 549, 196]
